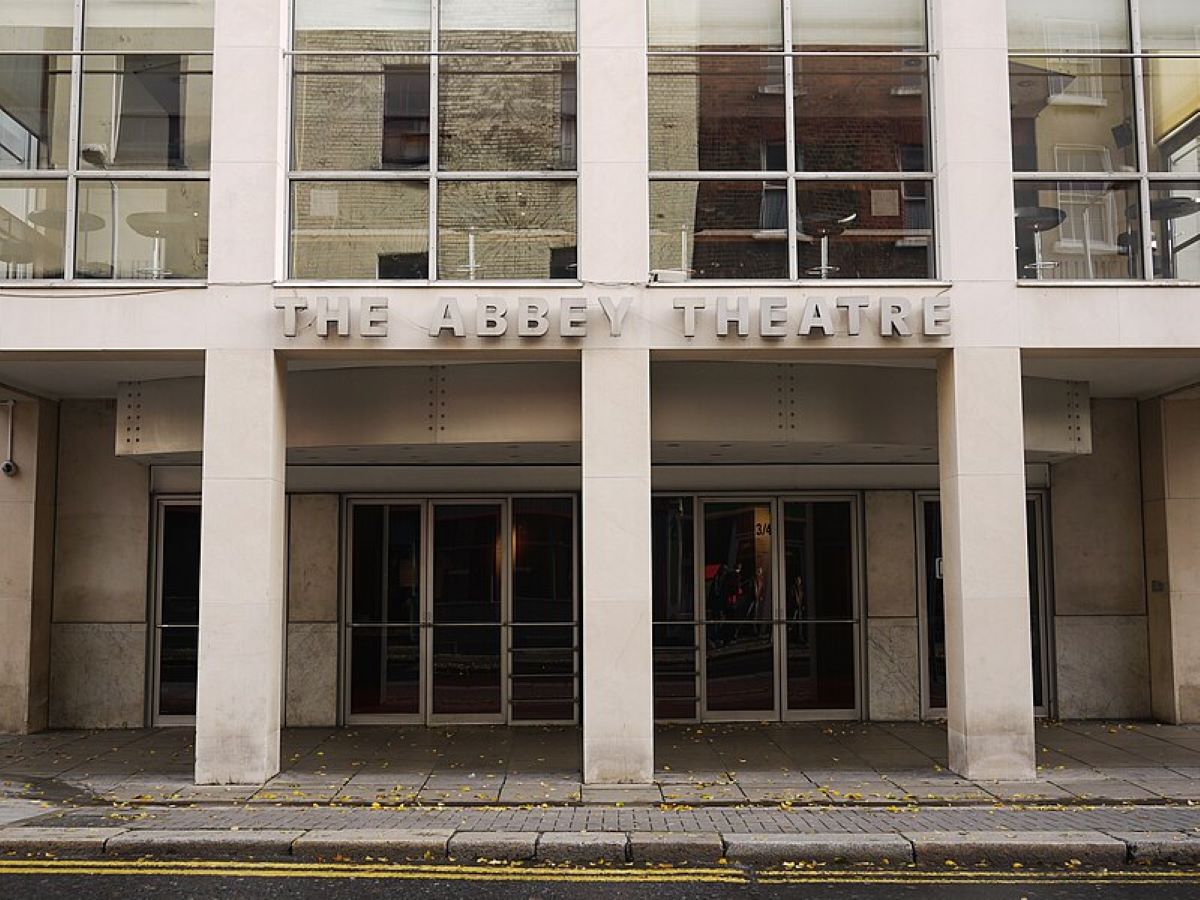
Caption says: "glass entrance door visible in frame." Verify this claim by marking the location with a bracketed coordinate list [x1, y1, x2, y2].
[153, 499, 201, 723]
[429, 503, 504, 722]
[686, 496, 861, 722]
[345, 497, 577, 725]
[702, 501, 776, 717]
[920, 494, 1050, 716]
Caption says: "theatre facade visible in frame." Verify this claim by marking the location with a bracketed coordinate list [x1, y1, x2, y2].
[1, 0, 1199, 786]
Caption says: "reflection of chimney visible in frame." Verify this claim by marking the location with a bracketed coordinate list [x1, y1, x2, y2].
[81, 144, 110, 166]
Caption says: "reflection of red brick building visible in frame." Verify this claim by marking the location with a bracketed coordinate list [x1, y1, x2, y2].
[650, 52, 933, 279]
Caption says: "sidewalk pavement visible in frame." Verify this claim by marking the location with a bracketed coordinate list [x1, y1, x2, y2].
[3, 721, 1200, 868]
[6, 721, 1200, 806]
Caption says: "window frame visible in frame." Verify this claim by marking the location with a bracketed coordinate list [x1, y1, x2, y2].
[1010, 0, 1200, 282]
[646, 0, 938, 284]
[286, 1, 581, 284]
[0, 0, 213, 284]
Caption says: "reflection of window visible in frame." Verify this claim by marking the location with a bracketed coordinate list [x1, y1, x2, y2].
[560, 61, 576, 169]
[759, 142, 787, 230]
[116, 56, 185, 168]
[550, 245, 577, 278]
[899, 145, 929, 232]
[383, 66, 431, 169]
[1044, 19, 1104, 104]
[1054, 145, 1118, 249]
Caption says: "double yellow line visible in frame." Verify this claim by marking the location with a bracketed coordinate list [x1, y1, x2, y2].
[0, 859, 1198, 884]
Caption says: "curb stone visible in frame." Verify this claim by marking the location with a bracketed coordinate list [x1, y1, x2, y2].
[292, 829, 455, 862]
[1110, 832, 1200, 865]
[536, 832, 629, 864]
[722, 833, 913, 866]
[105, 829, 304, 859]
[905, 831, 1127, 867]
[628, 832, 725, 864]
[448, 831, 539, 862]
[0, 827, 127, 859]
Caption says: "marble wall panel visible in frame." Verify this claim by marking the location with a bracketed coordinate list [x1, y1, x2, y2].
[867, 618, 920, 721]
[285, 622, 338, 727]
[49, 623, 146, 728]
[865, 491, 918, 618]
[288, 494, 339, 623]
[1055, 615, 1150, 719]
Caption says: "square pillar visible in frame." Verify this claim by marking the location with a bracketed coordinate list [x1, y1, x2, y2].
[581, 349, 654, 783]
[578, 0, 648, 282]
[0, 399, 57, 734]
[937, 348, 1035, 780]
[195, 350, 287, 784]
[1141, 396, 1200, 723]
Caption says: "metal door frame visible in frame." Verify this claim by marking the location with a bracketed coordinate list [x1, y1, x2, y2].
[696, 496, 781, 722]
[778, 493, 863, 722]
[149, 494, 201, 726]
[424, 498, 509, 727]
[342, 494, 578, 727]
[690, 493, 863, 723]
[916, 491, 1053, 720]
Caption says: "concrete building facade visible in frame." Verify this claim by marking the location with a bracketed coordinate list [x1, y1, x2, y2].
[0, 0, 1198, 785]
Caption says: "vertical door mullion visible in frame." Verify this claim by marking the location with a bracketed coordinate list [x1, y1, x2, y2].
[695, 498, 706, 721]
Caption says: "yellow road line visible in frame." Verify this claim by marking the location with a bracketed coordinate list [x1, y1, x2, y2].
[0, 859, 1198, 884]
[0, 860, 746, 883]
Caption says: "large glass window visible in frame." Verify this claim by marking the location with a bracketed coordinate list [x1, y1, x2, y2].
[0, 0, 212, 281]
[1009, 0, 1200, 280]
[290, 0, 578, 281]
[648, 0, 934, 281]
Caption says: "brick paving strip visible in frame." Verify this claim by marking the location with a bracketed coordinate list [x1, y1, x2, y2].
[1, 802, 1200, 868]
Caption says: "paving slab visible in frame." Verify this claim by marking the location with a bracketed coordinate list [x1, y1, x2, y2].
[1111, 831, 1200, 865]
[579, 785, 663, 804]
[1050, 779, 1160, 801]
[497, 779, 581, 804]
[628, 832, 725, 864]
[448, 831, 539, 862]
[981, 781, 1077, 802]
[658, 783, 747, 804]
[293, 828, 454, 862]
[536, 831, 628, 864]
[905, 830, 1127, 868]
[723, 833, 913, 866]
[106, 829, 303, 859]
[0, 826, 126, 858]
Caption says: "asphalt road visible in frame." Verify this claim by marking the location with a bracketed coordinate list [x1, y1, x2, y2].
[2, 865, 1200, 900]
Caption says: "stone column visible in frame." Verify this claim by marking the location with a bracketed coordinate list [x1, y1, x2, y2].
[194, 350, 287, 784]
[937, 349, 1035, 780]
[581, 349, 654, 783]
[0, 398, 57, 734]
[1141, 395, 1200, 723]
[578, 0, 648, 282]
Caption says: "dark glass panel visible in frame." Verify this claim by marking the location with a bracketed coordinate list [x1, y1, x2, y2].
[783, 501, 853, 622]
[511, 625, 575, 721]
[158, 626, 198, 716]
[649, 55, 786, 173]
[704, 621, 774, 712]
[785, 621, 855, 711]
[0, 180, 67, 279]
[386, 506, 421, 625]
[349, 625, 421, 716]
[653, 623, 698, 720]
[512, 498, 574, 624]
[432, 625, 502, 716]
[650, 180, 789, 279]
[652, 496, 694, 623]
[793, 57, 929, 173]
[924, 501, 946, 710]
[432, 504, 501, 624]
[351, 504, 385, 623]
[795, 180, 934, 278]
[160, 505, 201, 626]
